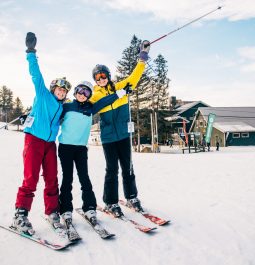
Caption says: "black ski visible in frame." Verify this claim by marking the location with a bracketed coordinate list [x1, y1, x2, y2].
[62, 218, 82, 242]
[75, 208, 115, 239]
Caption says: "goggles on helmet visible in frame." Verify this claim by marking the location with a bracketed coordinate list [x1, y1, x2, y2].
[51, 78, 71, 92]
[95, 72, 108, 82]
[75, 86, 92, 98]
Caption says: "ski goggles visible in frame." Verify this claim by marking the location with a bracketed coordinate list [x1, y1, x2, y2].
[53, 79, 71, 91]
[94, 72, 108, 81]
[75, 86, 92, 98]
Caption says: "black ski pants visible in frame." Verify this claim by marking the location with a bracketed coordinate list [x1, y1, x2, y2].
[102, 137, 138, 204]
[58, 143, 97, 214]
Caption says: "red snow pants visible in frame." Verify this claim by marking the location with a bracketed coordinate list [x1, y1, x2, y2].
[15, 133, 59, 215]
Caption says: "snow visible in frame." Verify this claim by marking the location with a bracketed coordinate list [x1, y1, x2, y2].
[0, 130, 255, 265]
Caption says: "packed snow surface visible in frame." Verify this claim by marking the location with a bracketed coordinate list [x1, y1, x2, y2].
[0, 130, 254, 265]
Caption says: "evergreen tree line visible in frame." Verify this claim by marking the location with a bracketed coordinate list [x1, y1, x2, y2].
[0, 85, 28, 126]
[115, 35, 172, 150]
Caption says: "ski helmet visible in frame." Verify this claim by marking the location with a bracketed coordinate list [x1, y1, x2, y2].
[50, 77, 71, 93]
[73, 81, 94, 99]
[92, 64, 111, 81]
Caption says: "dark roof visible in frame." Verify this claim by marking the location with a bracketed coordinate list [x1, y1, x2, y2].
[195, 107, 255, 132]
[176, 101, 210, 114]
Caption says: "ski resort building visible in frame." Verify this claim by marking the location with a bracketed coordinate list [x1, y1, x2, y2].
[189, 107, 255, 147]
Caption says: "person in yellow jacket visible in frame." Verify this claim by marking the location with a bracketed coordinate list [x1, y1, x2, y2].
[89, 40, 150, 217]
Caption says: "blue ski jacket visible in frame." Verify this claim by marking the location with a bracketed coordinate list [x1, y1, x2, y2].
[58, 94, 118, 146]
[23, 53, 63, 142]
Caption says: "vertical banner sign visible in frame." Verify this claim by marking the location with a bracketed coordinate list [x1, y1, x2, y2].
[205, 113, 216, 143]
[182, 120, 188, 145]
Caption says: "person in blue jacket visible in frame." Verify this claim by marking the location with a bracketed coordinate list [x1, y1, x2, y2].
[58, 81, 128, 225]
[13, 32, 71, 235]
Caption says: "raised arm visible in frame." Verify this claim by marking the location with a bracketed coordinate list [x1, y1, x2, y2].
[26, 32, 48, 96]
[116, 40, 150, 90]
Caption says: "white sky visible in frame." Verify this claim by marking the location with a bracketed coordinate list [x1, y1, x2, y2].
[0, 0, 255, 107]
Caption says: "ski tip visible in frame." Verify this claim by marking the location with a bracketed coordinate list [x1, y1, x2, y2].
[158, 220, 171, 226]
[69, 237, 82, 244]
[139, 226, 157, 233]
[102, 233, 116, 239]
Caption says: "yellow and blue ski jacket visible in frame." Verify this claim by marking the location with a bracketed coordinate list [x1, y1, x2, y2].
[89, 60, 145, 144]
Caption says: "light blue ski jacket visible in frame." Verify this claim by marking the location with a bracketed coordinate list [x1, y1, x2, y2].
[23, 53, 63, 142]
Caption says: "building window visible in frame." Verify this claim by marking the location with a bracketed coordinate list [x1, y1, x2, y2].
[241, 132, 249, 138]
[232, 133, 240, 138]
[199, 120, 204, 127]
[178, 128, 184, 134]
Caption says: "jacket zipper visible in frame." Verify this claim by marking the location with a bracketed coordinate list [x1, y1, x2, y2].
[47, 102, 61, 141]
[106, 86, 119, 138]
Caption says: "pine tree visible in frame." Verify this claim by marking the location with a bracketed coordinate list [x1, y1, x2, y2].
[150, 54, 170, 111]
[0, 85, 14, 122]
[147, 54, 170, 150]
[11, 97, 24, 129]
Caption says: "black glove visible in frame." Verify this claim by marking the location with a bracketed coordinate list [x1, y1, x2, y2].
[25, 32, 37, 53]
[123, 83, 133, 94]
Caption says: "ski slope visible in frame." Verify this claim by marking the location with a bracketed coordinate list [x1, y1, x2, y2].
[0, 130, 255, 265]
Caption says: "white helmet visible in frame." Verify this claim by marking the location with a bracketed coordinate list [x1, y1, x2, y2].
[73, 81, 94, 98]
[78, 81, 94, 91]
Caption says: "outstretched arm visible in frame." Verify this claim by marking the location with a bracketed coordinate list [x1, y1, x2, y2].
[26, 32, 48, 96]
[116, 40, 150, 90]
[91, 88, 129, 114]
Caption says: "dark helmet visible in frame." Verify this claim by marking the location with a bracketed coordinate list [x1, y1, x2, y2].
[92, 64, 111, 81]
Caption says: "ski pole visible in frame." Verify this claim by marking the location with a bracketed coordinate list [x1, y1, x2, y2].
[148, 6, 223, 46]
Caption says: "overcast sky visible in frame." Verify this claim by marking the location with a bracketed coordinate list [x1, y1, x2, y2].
[0, 0, 255, 107]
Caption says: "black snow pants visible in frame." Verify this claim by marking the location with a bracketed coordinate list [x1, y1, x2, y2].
[58, 143, 97, 214]
[102, 137, 138, 204]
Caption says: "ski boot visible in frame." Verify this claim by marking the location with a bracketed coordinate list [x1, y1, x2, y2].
[61, 211, 72, 227]
[12, 208, 35, 235]
[47, 212, 66, 238]
[61, 211, 81, 242]
[126, 198, 144, 212]
[105, 203, 124, 218]
[84, 210, 97, 225]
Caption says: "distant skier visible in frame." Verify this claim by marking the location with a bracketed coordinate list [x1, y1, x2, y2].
[216, 141, 220, 151]
[89, 40, 150, 217]
[58, 81, 129, 225]
[12, 32, 71, 235]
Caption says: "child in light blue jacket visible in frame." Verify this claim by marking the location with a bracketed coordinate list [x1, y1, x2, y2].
[58, 81, 127, 225]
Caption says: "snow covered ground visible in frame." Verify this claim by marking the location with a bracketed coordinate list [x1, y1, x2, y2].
[0, 129, 255, 265]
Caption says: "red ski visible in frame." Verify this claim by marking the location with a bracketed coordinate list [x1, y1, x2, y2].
[119, 200, 170, 226]
[97, 205, 157, 233]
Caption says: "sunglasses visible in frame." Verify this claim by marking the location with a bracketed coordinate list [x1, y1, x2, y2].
[95, 72, 108, 81]
[53, 79, 71, 91]
[76, 86, 92, 98]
